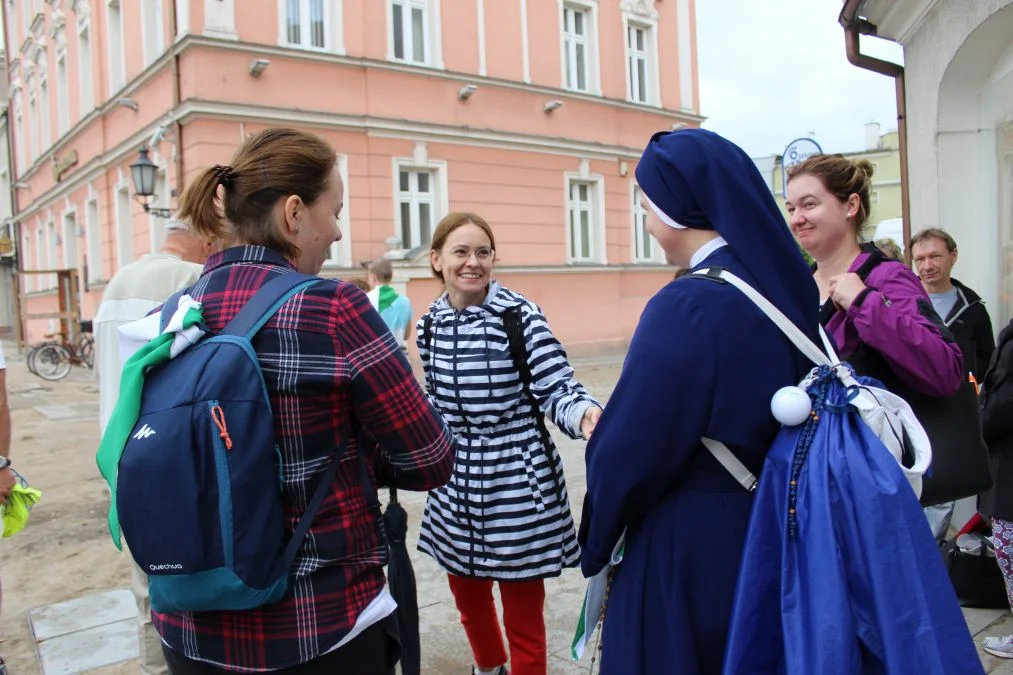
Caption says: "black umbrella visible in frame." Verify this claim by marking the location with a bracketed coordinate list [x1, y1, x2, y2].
[384, 487, 421, 675]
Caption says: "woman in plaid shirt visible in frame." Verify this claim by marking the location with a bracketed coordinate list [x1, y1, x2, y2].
[152, 128, 457, 674]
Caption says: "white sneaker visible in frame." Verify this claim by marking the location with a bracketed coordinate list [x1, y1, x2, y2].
[982, 634, 1013, 658]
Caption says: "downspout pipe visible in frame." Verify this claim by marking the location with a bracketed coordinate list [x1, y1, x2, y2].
[839, 0, 911, 252]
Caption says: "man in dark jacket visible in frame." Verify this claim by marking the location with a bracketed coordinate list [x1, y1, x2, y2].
[911, 228, 995, 381]
[912, 228, 996, 541]
[979, 320, 1013, 657]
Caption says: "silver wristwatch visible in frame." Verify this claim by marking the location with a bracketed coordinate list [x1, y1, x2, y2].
[0, 456, 10, 471]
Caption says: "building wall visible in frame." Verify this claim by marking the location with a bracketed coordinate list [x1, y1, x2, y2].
[4, 0, 699, 349]
[898, 0, 1013, 327]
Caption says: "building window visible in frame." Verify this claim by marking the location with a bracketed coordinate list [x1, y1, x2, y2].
[116, 183, 134, 268]
[174, 0, 189, 37]
[46, 220, 58, 289]
[35, 227, 44, 292]
[77, 20, 95, 116]
[632, 185, 662, 263]
[390, 0, 432, 65]
[625, 19, 657, 105]
[56, 52, 70, 136]
[62, 211, 79, 271]
[86, 198, 103, 284]
[566, 176, 604, 264]
[560, 2, 598, 94]
[11, 91, 25, 174]
[396, 169, 435, 250]
[149, 166, 169, 253]
[283, 0, 328, 50]
[27, 77, 39, 162]
[107, 0, 126, 93]
[36, 51, 51, 152]
[324, 156, 351, 267]
[871, 190, 880, 204]
[142, 0, 166, 66]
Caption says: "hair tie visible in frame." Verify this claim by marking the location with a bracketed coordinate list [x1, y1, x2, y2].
[212, 164, 235, 189]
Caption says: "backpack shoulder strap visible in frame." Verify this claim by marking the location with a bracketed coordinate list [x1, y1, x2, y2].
[422, 314, 434, 355]
[818, 246, 886, 326]
[222, 273, 320, 338]
[503, 306, 532, 386]
[855, 245, 887, 281]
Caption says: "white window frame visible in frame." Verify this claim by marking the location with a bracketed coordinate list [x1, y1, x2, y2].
[148, 156, 170, 253]
[76, 7, 95, 117]
[559, 0, 600, 95]
[106, 0, 126, 94]
[34, 226, 44, 292]
[174, 0, 190, 38]
[61, 206, 80, 272]
[323, 155, 352, 267]
[622, 13, 660, 106]
[392, 155, 448, 251]
[278, 0, 342, 53]
[564, 171, 606, 264]
[631, 184, 664, 263]
[56, 48, 70, 136]
[387, 0, 443, 68]
[35, 50, 51, 152]
[46, 218, 58, 289]
[85, 194, 103, 284]
[871, 190, 880, 205]
[115, 177, 134, 268]
[142, 0, 166, 66]
[11, 89, 25, 174]
[27, 76, 39, 162]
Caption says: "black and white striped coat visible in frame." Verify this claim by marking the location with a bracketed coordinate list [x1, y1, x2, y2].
[416, 282, 599, 580]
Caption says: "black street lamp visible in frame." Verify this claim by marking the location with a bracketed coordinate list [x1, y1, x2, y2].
[130, 145, 173, 218]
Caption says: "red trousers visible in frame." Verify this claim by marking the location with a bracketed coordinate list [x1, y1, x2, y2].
[447, 574, 546, 675]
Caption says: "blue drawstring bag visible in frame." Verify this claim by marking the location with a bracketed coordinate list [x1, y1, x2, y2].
[722, 365, 983, 675]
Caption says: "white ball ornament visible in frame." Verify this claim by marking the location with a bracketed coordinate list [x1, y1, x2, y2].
[770, 386, 813, 427]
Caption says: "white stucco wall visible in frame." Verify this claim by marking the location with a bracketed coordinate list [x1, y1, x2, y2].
[900, 0, 1013, 327]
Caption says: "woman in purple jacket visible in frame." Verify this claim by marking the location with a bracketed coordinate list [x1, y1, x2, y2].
[784, 154, 963, 398]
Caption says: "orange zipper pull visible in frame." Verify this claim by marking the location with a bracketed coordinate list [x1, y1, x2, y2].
[211, 405, 233, 450]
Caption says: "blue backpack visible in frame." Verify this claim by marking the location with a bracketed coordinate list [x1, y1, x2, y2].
[115, 273, 342, 613]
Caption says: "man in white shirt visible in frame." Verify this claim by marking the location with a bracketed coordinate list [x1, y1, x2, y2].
[94, 219, 216, 675]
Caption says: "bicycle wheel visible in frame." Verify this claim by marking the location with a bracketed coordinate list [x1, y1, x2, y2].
[32, 343, 73, 381]
[26, 341, 59, 376]
[78, 335, 95, 369]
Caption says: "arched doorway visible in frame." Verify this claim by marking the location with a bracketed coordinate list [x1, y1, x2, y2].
[937, 3, 1013, 327]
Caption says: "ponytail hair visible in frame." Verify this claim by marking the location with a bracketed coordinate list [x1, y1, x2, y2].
[178, 128, 337, 259]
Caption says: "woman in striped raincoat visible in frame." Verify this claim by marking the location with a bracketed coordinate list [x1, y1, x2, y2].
[417, 212, 602, 675]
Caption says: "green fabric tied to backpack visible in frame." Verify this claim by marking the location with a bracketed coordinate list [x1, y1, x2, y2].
[95, 296, 206, 550]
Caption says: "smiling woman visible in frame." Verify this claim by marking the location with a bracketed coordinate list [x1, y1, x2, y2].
[417, 211, 603, 675]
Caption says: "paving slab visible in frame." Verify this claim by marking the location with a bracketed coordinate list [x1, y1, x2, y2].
[28, 589, 139, 675]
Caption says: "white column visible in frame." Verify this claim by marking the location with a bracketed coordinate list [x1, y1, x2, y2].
[520, 0, 530, 83]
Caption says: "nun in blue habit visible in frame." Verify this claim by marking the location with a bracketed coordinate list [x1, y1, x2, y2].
[577, 129, 820, 674]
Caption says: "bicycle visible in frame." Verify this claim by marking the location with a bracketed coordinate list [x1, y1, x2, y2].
[27, 321, 95, 382]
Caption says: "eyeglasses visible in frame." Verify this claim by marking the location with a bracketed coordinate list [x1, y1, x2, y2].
[447, 247, 494, 261]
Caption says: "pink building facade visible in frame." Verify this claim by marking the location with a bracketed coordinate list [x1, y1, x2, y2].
[3, 0, 700, 358]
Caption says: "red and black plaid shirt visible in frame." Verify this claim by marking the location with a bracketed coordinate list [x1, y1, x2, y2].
[152, 246, 455, 671]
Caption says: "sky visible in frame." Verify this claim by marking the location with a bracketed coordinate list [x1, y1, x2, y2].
[695, 0, 905, 158]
